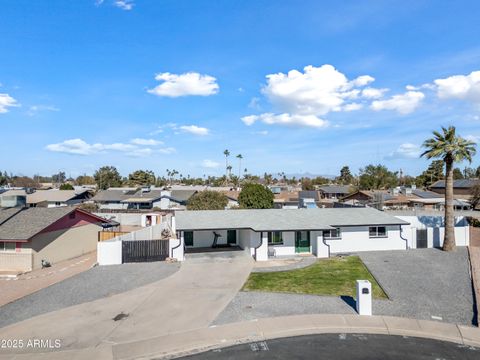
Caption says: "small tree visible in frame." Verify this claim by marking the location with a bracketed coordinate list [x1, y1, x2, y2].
[187, 190, 229, 210]
[238, 183, 274, 209]
[337, 166, 353, 185]
[59, 183, 74, 190]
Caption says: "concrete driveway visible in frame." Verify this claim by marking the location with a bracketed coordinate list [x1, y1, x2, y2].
[0, 250, 253, 356]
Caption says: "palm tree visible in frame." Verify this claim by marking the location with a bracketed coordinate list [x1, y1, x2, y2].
[421, 126, 476, 251]
[236, 154, 243, 179]
[227, 165, 233, 178]
[223, 149, 230, 178]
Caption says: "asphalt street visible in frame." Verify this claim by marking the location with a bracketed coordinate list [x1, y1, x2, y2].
[179, 333, 480, 360]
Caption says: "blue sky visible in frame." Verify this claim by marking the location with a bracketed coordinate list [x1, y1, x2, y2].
[1, 0, 480, 179]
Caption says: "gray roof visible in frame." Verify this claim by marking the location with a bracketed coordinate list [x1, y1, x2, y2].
[430, 179, 480, 189]
[0, 207, 74, 240]
[92, 188, 196, 204]
[318, 185, 352, 194]
[411, 189, 443, 199]
[92, 189, 139, 202]
[171, 190, 197, 202]
[175, 207, 408, 232]
[299, 191, 320, 200]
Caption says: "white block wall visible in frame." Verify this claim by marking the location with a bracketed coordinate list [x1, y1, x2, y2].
[170, 237, 184, 261]
[395, 215, 469, 248]
[97, 241, 122, 265]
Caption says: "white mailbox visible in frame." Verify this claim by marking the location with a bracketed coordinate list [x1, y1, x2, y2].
[356, 280, 372, 316]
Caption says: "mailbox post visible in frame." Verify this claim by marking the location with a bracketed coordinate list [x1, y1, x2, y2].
[356, 280, 372, 316]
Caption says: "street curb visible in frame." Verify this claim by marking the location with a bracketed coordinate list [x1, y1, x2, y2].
[111, 314, 480, 360]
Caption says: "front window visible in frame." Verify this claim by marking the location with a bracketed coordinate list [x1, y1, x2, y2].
[268, 231, 283, 245]
[323, 228, 341, 239]
[369, 226, 387, 238]
[0, 242, 15, 252]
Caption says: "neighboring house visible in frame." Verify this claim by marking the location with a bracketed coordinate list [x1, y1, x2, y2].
[0, 207, 108, 272]
[429, 179, 480, 197]
[27, 189, 93, 207]
[92, 187, 197, 211]
[340, 187, 452, 210]
[0, 189, 93, 208]
[174, 208, 410, 261]
[317, 185, 353, 199]
[273, 191, 301, 209]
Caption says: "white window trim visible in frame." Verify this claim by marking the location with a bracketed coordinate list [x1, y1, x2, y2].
[0, 241, 16, 252]
[369, 226, 387, 238]
[268, 231, 284, 245]
[323, 228, 342, 240]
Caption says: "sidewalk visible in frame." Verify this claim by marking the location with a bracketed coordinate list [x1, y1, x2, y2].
[0, 252, 96, 307]
[1, 314, 479, 360]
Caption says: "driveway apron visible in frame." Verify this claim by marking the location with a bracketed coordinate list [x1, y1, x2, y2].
[0, 250, 253, 354]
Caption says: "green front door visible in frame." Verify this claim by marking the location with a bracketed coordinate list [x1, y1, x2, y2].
[227, 230, 237, 244]
[295, 231, 310, 253]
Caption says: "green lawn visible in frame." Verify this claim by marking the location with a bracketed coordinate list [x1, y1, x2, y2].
[243, 256, 387, 299]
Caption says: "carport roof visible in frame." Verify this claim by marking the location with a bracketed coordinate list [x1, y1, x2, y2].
[175, 207, 409, 232]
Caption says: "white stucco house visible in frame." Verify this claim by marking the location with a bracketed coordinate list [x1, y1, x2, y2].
[173, 208, 410, 261]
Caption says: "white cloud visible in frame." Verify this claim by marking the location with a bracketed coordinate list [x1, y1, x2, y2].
[434, 70, 480, 104]
[130, 138, 163, 146]
[46, 138, 174, 156]
[27, 104, 59, 116]
[261, 64, 375, 116]
[371, 91, 425, 114]
[148, 72, 219, 97]
[343, 103, 363, 111]
[243, 64, 383, 129]
[179, 125, 210, 136]
[0, 93, 19, 113]
[114, 0, 134, 10]
[387, 143, 421, 159]
[202, 159, 220, 168]
[351, 75, 375, 87]
[361, 87, 388, 99]
[241, 113, 328, 128]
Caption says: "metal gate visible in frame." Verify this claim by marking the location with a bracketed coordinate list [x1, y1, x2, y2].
[416, 229, 428, 248]
[122, 240, 169, 263]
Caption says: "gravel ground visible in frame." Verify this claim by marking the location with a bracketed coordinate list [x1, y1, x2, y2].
[359, 248, 475, 325]
[214, 248, 476, 326]
[0, 261, 180, 328]
[213, 292, 356, 325]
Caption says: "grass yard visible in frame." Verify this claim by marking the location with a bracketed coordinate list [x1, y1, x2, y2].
[243, 256, 387, 299]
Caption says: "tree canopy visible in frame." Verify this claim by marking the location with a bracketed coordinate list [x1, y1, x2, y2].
[59, 183, 74, 190]
[94, 166, 122, 190]
[238, 183, 274, 209]
[358, 164, 398, 190]
[186, 190, 229, 210]
[337, 166, 354, 185]
[127, 170, 156, 187]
